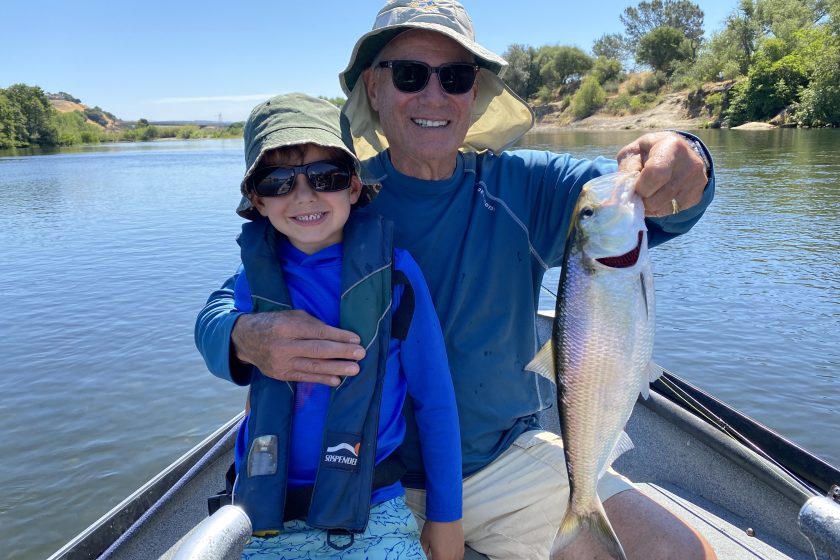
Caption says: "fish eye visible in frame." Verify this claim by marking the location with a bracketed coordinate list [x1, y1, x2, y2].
[579, 207, 594, 219]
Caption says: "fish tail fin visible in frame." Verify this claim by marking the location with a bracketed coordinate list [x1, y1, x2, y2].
[554, 502, 628, 560]
[553, 509, 585, 554]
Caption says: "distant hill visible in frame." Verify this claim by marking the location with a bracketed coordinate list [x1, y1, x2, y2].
[148, 120, 235, 127]
[47, 93, 121, 129]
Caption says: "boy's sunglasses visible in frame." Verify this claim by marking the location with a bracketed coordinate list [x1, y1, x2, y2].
[248, 160, 353, 197]
[377, 60, 479, 95]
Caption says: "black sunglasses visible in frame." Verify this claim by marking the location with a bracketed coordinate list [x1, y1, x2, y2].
[248, 160, 354, 197]
[377, 60, 479, 95]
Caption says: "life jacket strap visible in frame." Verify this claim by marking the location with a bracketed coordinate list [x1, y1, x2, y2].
[326, 529, 355, 551]
[207, 462, 237, 516]
[282, 452, 407, 522]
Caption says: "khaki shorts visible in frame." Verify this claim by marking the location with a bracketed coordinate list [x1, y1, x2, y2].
[405, 430, 634, 560]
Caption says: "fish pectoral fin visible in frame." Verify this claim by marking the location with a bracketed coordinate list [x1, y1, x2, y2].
[600, 431, 635, 479]
[640, 361, 664, 399]
[524, 341, 555, 380]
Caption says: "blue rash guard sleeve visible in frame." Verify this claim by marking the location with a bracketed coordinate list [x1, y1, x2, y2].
[394, 249, 463, 522]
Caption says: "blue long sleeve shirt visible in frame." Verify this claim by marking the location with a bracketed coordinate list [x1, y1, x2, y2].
[196, 146, 714, 485]
[231, 240, 462, 522]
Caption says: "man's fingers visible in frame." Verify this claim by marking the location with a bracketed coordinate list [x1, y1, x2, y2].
[618, 151, 643, 174]
[289, 355, 361, 376]
[286, 338, 366, 362]
[279, 310, 361, 344]
[281, 371, 343, 387]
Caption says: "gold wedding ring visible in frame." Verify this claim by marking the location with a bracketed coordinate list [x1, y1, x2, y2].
[671, 198, 680, 215]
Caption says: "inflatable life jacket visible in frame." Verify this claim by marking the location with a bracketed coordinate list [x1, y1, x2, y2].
[232, 210, 408, 535]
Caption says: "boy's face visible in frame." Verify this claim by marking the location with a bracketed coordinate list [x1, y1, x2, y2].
[252, 144, 362, 255]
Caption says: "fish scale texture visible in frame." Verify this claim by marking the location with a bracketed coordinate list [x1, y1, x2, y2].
[555, 173, 656, 516]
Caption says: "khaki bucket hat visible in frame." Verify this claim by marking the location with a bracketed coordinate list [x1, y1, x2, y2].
[339, 0, 535, 161]
[236, 93, 377, 219]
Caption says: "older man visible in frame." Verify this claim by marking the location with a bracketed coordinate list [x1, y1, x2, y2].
[196, 1, 717, 558]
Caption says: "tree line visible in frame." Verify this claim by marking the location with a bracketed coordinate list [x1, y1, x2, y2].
[0, 84, 243, 149]
[501, 0, 840, 127]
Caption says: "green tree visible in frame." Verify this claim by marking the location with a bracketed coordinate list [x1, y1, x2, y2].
[592, 33, 628, 61]
[754, 0, 820, 43]
[621, 0, 705, 58]
[726, 52, 808, 124]
[829, 0, 840, 36]
[0, 90, 25, 148]
[569, 75, 606, 118]
[139, 125, 160, 141]
[3, 84, 58, 146]
[674, 29, 744, 85]
[591, 57, 624, 84]
[637, 26, 692, 74]
[502, 44, 542, 100]
[796, 45, 840, 125]
[535, 45, 594, 92]
[724, 0, 762, 74]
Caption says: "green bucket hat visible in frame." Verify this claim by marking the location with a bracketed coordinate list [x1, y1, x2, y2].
[236, 93, 377, 220]
[338, 0, 535, 161]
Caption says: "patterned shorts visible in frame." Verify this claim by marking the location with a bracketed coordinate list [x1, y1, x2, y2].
[241, 495, 426, 559]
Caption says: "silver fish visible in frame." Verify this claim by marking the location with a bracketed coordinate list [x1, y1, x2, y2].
[526, 171, 660, 560]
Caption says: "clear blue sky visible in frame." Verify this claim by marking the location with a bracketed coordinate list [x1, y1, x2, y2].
[3, 0, 737, 122]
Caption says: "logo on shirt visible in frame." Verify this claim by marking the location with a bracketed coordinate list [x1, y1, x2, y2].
[477, 187, 496, 211]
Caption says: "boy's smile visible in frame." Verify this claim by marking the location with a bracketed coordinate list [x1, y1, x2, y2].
[253, 144, 362, 255]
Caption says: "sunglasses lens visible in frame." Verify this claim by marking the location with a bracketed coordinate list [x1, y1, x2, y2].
[253, 167, 295, 196]
[388, 61, 476, 94]
[391, 62, 430, 93]
[439, 64, 477, 94]
[307, 161, 352, 192]
[251, 161, 353, 197]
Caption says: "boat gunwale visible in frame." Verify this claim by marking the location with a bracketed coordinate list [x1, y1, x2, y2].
[649, 368, 840, 501]
[46, 413, 244, 560]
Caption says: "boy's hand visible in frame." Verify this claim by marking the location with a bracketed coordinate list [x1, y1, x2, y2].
[421, 519, 464, 560]
[231, 309, 365, 386]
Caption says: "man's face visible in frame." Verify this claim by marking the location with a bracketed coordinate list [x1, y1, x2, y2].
[363, 30, 478, 178]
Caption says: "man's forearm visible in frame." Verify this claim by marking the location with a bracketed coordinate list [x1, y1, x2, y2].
[194, 274, 250, 385]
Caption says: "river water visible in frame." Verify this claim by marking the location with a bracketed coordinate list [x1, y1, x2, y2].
[1, 131, 837, 559]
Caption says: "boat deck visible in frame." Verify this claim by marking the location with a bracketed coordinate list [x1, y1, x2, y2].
[86, 391, 816, 560]
[47, 313, 836, 559]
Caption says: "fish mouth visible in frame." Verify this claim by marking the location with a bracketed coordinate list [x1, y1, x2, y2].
[596, 231, 643, 268]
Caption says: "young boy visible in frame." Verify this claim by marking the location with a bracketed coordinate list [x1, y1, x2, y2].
[222, 93, 463, 559]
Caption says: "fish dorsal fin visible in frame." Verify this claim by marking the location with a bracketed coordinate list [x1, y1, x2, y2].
[640, 361, 664, 399]
[599, 430, 635, 479]
[525, 341, 554, 380]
